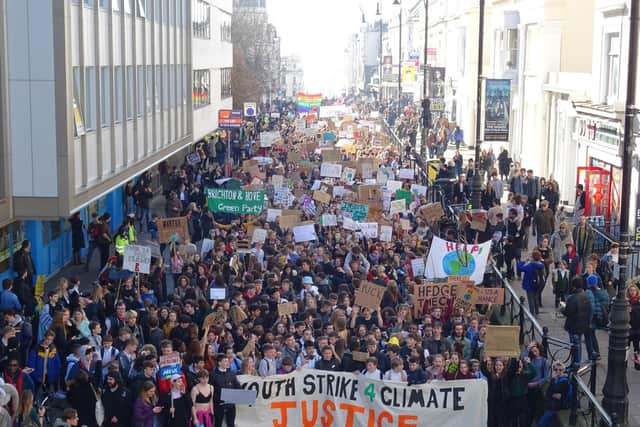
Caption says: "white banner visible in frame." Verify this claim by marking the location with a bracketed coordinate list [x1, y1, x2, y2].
[358, 222, 378, 239]
[292, 223, 317, 242]
[320, 163, 343, 178]
[236, 372, 487, 427]
[123, 245, 151, 274]
[425, 236, 492, 284]
[397, 168, 415, 180]
[380, 225, 393, 242]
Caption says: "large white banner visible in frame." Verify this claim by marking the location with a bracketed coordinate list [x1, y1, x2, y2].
[237, 372, 487, 427]
[425, 236, 492, 284]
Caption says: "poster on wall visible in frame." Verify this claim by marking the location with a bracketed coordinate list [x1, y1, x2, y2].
[428, 67, 446, 119]
[484, 79, 511, 141]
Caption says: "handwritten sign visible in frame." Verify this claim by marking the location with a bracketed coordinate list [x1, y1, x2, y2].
[380, 225, 393, 242]
[267, 209, 282, 222]
[158, 217, 189, 243]
[456, 284, 505, 305]
[313, 190, 332, 205]
[418, 202, 445, 223]
[355, 282, 385, 310]
[411, 258, 426, 277]
[320, 163, 342, 178]
[397, 168, 415, 180]
[252, 228, 267, 243]
[484, 326, 521, 357]
[390, 199, 406, 216]
[341, 202, 369, 222]
[359, 222, 379, 239]
[123, 245, 152, 274]
[321, 214, 338, 227]
[292, 223, 317, 242]
[159, 352, 182, 379]
[277, 301, 299, 316]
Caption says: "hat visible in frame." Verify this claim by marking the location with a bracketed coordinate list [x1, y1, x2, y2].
[170, 374, 182, 382]
[302, 276, 313, 285]
[388, 336, 400, 346]
[587, 274, 599, 287]
[576, 184, 584, 190]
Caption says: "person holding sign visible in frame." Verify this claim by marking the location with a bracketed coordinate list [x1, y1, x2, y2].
[160, 374, 191, 427]
[211, 353, 241, 427]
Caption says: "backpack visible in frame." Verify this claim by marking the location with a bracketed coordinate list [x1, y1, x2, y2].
[89, 223, 100, 239]
[531, 268, 544, 291]
[595, 296, 609, 328]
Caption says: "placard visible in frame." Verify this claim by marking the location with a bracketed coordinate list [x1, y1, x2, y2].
[252, 228, 267, 243]
[352, 351, 370, 363]
[410, 184, 427, 197]
[200, 238, 214, 256]
[279, 213, 301, 230]
[341, 202, 369, 222]
[271, 175, 285, 188]
[323, 149, 342, 162]
[390, 199, 406, 216]
[159, 352, 182, 380]
[397, 168, 415, 180]
[386, 179, 403, 193]
[292, 223, 317, 242]
[470, 217, 487, 232]
[413, 281, 464, 312]
[411, 258, 426, 277]
[321, 214, 338, 227]
[380, 225, 393, 242]
[395, 189, 413, 208]
[342, 217, 357, 231]
[484, 326, 521, 357]
[267, 209, 282, 222]
[359, 222, 379, 239]
[354, 282, 385, 310]
[456, 284, 505, 305]
[313, 190, 332, 205]
[400, 219, 411, 230]
[123, 245, 152, 274]
[158, 217, 190, 243]
[277, 301, 299, 316]
[342, 167, 356, 183]
[320, 163, 342, 178]
[418, 202, 445, 223]
[209, 287, 227, 300]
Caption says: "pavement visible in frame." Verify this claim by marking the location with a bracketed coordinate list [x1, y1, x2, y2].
[45, 126, 640, 425]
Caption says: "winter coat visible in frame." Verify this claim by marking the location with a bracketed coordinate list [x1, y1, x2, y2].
[27, 343, 62, 385]
[550, 231, 573, 263]
[133, 398, 156, 427]
[572, 224, 594, 257]
[562, 289, 591, 335]
[552, 269, 571, 295]
[586, 287, 610, 327]
[517, 261, 545, 292]
[102, 385, 132, 427]
[630, 297, 640, 333]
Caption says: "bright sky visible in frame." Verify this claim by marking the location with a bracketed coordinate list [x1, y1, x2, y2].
[267, 0, 380, 97]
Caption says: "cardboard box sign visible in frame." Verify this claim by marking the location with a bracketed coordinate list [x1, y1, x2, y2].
[354, 281, 385, 310]
[279, 215, 301, 230]
[277, 301, 298, 316]
[158, 217, 190, 243]
[352, 351, 370, 363]
[456, 284, 505, 305]
[357, 184, 382, 203]
[412, 281, 462, 310]
[484, 326, 521, 357]
[418, 202, 445, 223]
[323, 149, 342, 162]
[313, 190, 332, 205]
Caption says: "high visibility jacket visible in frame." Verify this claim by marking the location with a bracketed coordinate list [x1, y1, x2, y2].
[128, 224, 136, 243]
[115, 235, 129, 255]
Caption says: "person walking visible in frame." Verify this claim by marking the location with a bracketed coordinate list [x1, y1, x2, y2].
[68, 212, 85, 266]
[561, 277, 591, 368]
[533, 201, 555, 246]
[518, 251, 545, 316]
[572, 215, 594, 262]
[97, 213, 113, 270]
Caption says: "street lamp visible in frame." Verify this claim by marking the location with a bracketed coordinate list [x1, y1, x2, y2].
[377, 3, 382, 103]
[421, 0, 429, 159]
[601, 0, 635, 424]
[393, 0, 402, 109]
[471, 0, 485, 210]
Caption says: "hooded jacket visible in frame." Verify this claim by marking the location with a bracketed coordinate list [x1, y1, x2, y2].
[102, 372, 132, 427]
[27, 342, 62, 385]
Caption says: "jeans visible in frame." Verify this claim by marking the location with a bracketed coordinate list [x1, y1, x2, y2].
[569, 333, 583, 368]
[584, 328, 600, 358]
[526, 290, 540, 316]
[538, 410, 558, 427]
[139, 206, 150, 231]
[213, 404, 236, 427]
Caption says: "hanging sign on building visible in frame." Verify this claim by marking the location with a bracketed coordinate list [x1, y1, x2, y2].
[484, 79, 511, 141]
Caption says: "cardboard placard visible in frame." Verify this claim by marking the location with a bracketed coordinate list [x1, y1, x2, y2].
[456, 284, 505, 305]
[352, 351, 370, 363]
[484, 326, 521, 357]
[252, 228, 267, 243]
[313, 190, 332, 205]
[400, 219, 411, 230]
[280, 214, 301, 230]
[321, 214, 338, 227]
[267, 209, 282, 222]
[411, 258, 426, 277]
[292, 223, 318, 242]
[158, 217, 190, 243]
[379, 225, 393, 242]
[357, 184, 381, 203]
[470, 217, 487, 232]
[323, 149, 342, 162]
[412, 281, 464, 312]
[354, 282, 385, 310]
[390, 199, 406, 216]
[123, 245, 152, 274]
[418, 202, 445, 223]
[278, 301, 298, 316]
[320, 163, 343, 178]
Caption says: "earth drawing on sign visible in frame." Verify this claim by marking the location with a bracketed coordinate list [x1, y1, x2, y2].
[443, 251, 476, 276]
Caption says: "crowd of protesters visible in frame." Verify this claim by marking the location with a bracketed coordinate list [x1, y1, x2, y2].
[0, 98, 636, 427]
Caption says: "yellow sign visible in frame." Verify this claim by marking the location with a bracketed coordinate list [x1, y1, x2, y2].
[35, 275, 46, 311]
[402, 64, 416, 82]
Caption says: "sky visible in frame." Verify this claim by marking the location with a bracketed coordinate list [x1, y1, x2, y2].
[267, 0, 381, 97]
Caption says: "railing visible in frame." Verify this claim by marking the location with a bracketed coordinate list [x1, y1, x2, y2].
[382, 122, 616, 427]
[590, 222, 640, 278]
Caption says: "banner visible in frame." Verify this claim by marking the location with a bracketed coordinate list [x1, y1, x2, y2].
[236, 372, 487, 427]
[429, 67, 446, 117]
[206, 188, 265, 215]
[484, 79, 511, 141]
[425, 236, 491, 284]
[296, 92, 322, 113]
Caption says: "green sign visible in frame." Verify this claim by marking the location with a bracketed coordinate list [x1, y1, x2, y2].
[395, 189, 412, 208]
[340, 201, 369, 222]
[206, 188, 265, 215]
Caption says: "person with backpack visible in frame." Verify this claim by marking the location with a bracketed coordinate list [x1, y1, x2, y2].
[85, 212, 100, 271]
[518, 250, 545, 317]
[562, 277, 591, 367]
[539, 361, 573, 427]
[585, 274, 609, 361]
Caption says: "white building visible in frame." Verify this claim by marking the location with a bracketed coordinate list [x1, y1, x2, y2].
[280, 55, 304, 100]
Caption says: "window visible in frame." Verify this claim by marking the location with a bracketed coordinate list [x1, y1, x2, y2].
[72, 67, 82, 106]
[136, 0, 146, 18]
[72, 67, 85, 136]
[137, 65, 145, 117]
[193, 69, 210, 109]
[126, 66, 134, 119]
[124, 0, 133, 14]
[154, 0, 161, 22]
[99, 0, 109, 9]
[85, 67, 97, 131]
[170, 65, 176, 108]
[220, 68, 231, 99]
[100, 66, 111, 127]
[605, 33, 620, 102]
[155, 65, 161, 111]
[84, 0, 95, 7]
[193, 0, 211, 39]
[146, 66, 153, 112]
[112, 0, 121, 12]
[163, 64, 169, 108]
[505, 28, 518, 71]
[115, 66, 123, 122]
[220, 20, 231, 42]
[163, 0, 169, 24]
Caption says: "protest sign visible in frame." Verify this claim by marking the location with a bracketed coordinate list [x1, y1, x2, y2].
[352, 351, 370, 362]
[292, 223, 317, 242]
[425, 237, 492, 284]
[412, 281, 464, 312]
[320, 163, 342, 178]
[418, 202, 445, 223]
[266, 209, 282, 222]
[277, 301, 298, 316]
[209, 287, 227, 301]
[123, 245, 152, 274]
[321, 214, 338, 227]
[470, 217, 487, 232]
[342, 217, 357, 231]
[342, 167, 356, 183]
[411, 258, 426, 277]
[380, 225, 393, 242]
[357, 184, 381, 203]
[323, 149, 342, 162]
[377, 167, 393, 186]
[206, 188, 265, 215]
[355, 281, 385, 310]
[410, 184, 427, 197]
[271, 174, 285, 188]
[386, 179, 403, 192]
[397, 168, 415, 180]
[260, 131, 280, 147]
[252, 228, 267, 244]
[186, 152, 201, 165]
[279, 213, 301, 230]
[390, 199, 406, 216]
[313, 190, 332, 205]
[236, 372, 488, 427]
[274, 187, 293, 207]
[484, 326, 521, 357]
[200, 238, 214, 256]
[400, 219, 411, 230]
[456, 284, 505, 305]
[359, 222, 379, 239]
[333, 186, 346, 198]
[159, 352, 181, 380]
[158, 217, 189, 243]
[395, 189, 412, 208]
[341, 202, 369, 222]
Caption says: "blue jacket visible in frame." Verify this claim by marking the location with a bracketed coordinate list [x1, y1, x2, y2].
[517, 261, 545, 292]
[0, 290, 21, 312]
[407, 368, 428, 385]
[586, 287, 610, 326]
[27, 344, 62, 385]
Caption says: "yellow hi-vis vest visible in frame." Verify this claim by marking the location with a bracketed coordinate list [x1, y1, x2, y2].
[128, 224, 136, 243]
[115, 235, 128, 255]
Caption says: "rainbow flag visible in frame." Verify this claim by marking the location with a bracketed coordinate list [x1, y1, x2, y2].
[296, 92, 322, 113]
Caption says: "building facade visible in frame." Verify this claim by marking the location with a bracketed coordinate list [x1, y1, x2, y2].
[0, 0, 233, 282]
[280, 54, 304, 100]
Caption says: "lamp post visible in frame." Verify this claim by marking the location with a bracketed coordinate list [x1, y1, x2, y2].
[377, 3, 382, 103]
[421, 0, 429, 159]
[601, 0, 635, 424]
[471, 0, 485, 210]
[393, 0, 402, 109]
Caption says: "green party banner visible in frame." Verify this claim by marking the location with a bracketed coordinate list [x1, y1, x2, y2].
[206, 188, 265, 215]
